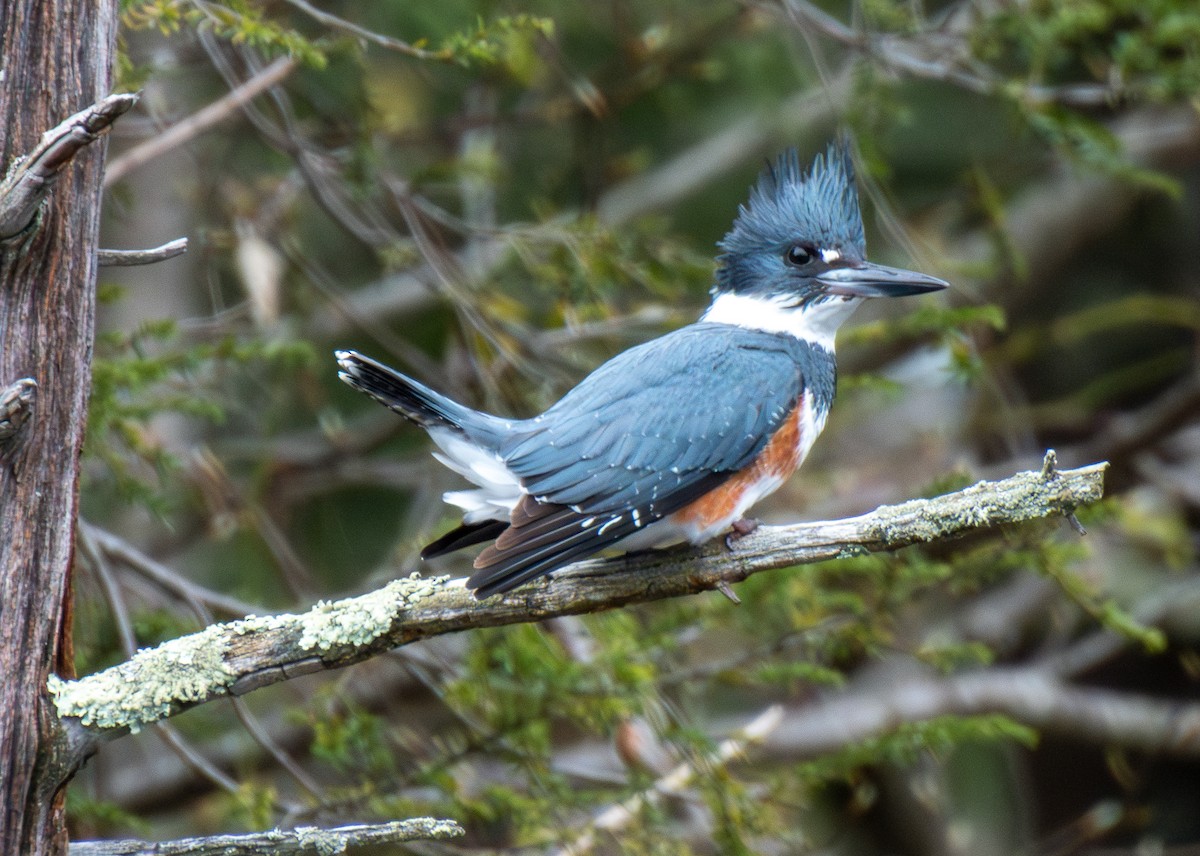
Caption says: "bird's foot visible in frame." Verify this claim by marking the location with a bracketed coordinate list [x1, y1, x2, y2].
[724, 517, 760, 549]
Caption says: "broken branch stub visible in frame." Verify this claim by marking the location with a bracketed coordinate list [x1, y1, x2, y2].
[0, 92, 138, 241]
[0, 378, 37, 447]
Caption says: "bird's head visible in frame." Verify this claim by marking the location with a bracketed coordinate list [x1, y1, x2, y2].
[707, 142, 947, 347]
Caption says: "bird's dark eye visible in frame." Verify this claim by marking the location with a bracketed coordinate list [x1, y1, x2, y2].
[786, 244, 814, 267]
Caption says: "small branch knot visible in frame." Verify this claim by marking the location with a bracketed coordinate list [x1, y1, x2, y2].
[0, 378, 37, 446]
[1040, 449, 1060, 480]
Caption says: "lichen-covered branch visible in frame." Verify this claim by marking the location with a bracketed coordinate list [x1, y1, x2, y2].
[67, 818, 464, 856]
[51, 455, 1106, 767]
[0, 93, 137, 241]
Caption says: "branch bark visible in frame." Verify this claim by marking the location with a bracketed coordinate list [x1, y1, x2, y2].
[0, 93, 134, 240]
[68, 818, 464, 856]
[97, 238, 188, 267]
[51, 456, 1105, 770]
[0, 3, 120, 853]
[0, 377, 37, 446]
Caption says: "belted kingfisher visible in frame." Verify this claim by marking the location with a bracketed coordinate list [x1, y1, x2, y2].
[337, 142, 947, 598]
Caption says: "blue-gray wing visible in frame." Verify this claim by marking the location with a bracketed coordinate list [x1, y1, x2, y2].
[505, 324, 809, 510]
[466, 324, 826, 598]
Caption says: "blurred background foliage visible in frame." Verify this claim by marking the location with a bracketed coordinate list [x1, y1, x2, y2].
[71, 0, 1200, 852]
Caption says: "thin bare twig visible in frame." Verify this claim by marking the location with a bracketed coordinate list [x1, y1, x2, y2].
[68, 818, 464, 855]
[77, 525, 138, 656]
[151, 722, 242, 798]
[80, 521, 265, 618]
[103, 56, 296, 187]
[97, 238, 188, 267]
[228, 696, 326, 803]
[0, 93, 137, 239]
[282, 0, 452, 61]
[189, 449, 320, 599]
[778, 0, 1117, 107]
[557, 705, 785, 856]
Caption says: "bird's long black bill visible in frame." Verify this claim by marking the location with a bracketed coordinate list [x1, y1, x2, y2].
[817, 261, 948, 298]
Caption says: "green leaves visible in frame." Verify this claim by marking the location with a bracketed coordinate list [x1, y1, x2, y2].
[440, 15, 555, 77]
[981, 0, 1200, 102]
[123, 0, 326, 66]
[86, 316, 315, 510]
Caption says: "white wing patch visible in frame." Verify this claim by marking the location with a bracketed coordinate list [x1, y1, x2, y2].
[428, 428, 523, 523]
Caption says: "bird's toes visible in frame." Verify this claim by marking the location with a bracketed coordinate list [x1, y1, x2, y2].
[724, 517, 760, 549]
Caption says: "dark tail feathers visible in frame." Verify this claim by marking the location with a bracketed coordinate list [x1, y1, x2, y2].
[335, 350, 509, 447]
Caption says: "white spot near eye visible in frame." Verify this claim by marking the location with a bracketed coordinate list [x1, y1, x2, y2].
[820, 248, 842, 263]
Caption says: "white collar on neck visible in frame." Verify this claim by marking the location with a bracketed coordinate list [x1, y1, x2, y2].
[701, 291, 859, 352]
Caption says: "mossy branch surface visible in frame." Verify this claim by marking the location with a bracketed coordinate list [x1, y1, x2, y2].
[52, 455, 1107, 763]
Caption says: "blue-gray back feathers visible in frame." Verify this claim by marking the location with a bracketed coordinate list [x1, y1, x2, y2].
[503, 324, 834, 511]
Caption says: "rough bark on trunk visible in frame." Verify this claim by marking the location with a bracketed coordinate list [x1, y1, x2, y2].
[0, 1, 118, 854]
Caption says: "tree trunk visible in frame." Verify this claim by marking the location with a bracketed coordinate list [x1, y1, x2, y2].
[0, 2, 118, 853]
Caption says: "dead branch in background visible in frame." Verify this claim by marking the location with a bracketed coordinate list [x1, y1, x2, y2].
[103, 56, 295, 187]
[68, 818, 464, 856]
[97, 238, 188, 266]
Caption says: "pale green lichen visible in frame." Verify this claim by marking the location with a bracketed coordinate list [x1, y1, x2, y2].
[49, 574, 450, 732]
[293, 826, 350, 855]
[297, 573, 448, 653]
[870, 470, 1051, 545]
[290, 819, 463, 850]
[48, 622, 235, 732]
[835, 544, 869, 559]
